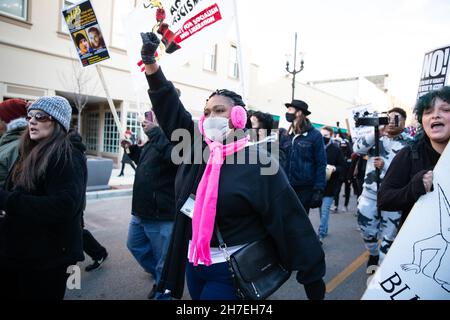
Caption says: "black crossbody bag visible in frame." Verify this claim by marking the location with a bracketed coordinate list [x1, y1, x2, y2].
[215, 227, 291, 300]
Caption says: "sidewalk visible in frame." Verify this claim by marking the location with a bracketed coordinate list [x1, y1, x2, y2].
[86, 166, 135, 201]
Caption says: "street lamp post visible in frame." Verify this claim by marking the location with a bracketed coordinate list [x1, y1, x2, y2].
[285, 32, 304, 101]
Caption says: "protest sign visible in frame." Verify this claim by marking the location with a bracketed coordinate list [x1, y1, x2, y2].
[346, 104, 375, 139]
[124, 0, 235, 89]
[62, 0, 110, 67]
[417, 45, 450, 98]
[363, 145, 450, 300]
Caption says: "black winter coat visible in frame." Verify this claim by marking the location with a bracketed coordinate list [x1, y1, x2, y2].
[378, 137, 441, 226]
[147, 67, 325, 299]
[324, 142, 346, 197]
[127, 126, 177, 220]
[0, 138, 86, 270]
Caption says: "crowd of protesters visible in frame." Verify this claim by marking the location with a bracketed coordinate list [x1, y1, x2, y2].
[0, 30, 449, 301]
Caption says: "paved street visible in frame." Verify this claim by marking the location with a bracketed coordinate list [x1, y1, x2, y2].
[65, 191, 369, 300]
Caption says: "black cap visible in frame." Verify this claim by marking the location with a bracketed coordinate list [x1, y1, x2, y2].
[285, 99, 311, 115]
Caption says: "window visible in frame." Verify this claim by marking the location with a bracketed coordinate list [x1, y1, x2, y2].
[203, 44, 217, 72]
[61, 0, 77, 33]
[0, 0, 28, 20]
[228, 44, 239, 79]
[103, 111, 121, 153]
[111, 0, 135, 48]
[126, 111, 140, 143]
[84, 112, 99, 152]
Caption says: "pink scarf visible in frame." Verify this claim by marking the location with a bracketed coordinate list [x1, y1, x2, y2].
[189, 136, 249, 266]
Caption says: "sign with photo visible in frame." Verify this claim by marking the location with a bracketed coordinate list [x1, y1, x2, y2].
[62, 0, 110, 67]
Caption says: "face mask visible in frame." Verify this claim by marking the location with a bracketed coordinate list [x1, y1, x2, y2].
[203, 116, 230, 142]
[285, 112, 296, 123]
[323, 137, 331, 145]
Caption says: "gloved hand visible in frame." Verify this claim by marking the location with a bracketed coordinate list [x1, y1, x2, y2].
[140, 32, 160, 65]
[304, 279, 326, 300]
[309, 189, 323, 209]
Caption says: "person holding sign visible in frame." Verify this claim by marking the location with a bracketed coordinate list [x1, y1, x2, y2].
[140, 32, 325, 300]
[378, 86, 450, 225]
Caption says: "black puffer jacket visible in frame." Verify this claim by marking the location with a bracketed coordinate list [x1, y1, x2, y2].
[0, 136, 86, 270]
[127, 126, 177, 220]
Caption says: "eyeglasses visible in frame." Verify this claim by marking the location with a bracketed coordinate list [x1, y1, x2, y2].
[26, 112, 53, 123]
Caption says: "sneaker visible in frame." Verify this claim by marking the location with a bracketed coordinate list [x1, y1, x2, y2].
[147, 284, 157, 300]
[366, 255, 379, 274]
[85, 252, 108, 272]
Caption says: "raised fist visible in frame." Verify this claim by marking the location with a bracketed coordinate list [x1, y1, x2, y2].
[140, 32, 160, 65]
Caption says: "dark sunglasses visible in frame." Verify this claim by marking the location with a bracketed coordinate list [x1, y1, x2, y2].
[26, 112, 53, 122]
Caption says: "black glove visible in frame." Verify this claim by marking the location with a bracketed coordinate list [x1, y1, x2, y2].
[304, 279, 326, 300]
[309, 189, 323, 209]
[140, 32, 160, 65]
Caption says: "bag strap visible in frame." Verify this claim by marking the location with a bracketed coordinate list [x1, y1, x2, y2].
[215, 225, 231, 261]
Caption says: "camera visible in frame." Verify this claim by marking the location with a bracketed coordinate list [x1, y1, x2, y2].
[354, 111, 398, 127]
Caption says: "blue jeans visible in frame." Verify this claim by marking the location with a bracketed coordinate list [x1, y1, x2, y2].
[318, 196, 334, 238]
[127, 215, 173, 300]
[186, 261, 239, 300]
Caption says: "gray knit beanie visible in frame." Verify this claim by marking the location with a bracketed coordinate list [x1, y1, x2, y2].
[28, 96, 72, 131]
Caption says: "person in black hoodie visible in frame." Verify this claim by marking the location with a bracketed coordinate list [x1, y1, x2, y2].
[378, 86, 450, 226]
[318, 126, 345, 243]
[140, 32, 325, 300]
[121, 113, 177, 300]
[0, 96, 85, 300]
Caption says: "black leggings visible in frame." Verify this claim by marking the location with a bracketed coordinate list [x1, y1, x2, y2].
[119, 162, 136, 174]
[83, 229, 107, 261]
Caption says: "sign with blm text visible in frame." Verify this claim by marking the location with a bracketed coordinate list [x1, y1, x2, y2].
[417, 45, 450, 98]
[62, 0, 110, 67]
[362, 145, 450, 300]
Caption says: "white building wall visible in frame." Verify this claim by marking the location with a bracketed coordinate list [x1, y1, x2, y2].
[247, 65, 355, 130]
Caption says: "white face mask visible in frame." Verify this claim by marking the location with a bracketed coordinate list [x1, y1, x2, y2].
[203, 116, 230, 142]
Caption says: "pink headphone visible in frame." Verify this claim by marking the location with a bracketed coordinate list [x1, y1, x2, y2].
[198, 105, 247, 135]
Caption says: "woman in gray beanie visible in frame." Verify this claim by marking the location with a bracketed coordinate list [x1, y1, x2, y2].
[0, 96, 86, 300]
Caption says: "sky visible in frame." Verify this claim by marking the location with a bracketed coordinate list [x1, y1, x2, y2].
[235, 0, 450, 107]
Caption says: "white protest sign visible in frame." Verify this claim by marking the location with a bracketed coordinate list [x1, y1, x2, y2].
[362, 145, 450, 300]
[346, 104, 374, 139]
[417, 45, 450, 98]
[124, 0, 235, 90]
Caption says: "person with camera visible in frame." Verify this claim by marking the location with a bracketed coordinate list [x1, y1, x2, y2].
[121, 113, 178, 300]
[378, 86, 450, 227]
[279, 100, 327, 214]
[353, 107, 411, 272]
[139, 32, 325, 300]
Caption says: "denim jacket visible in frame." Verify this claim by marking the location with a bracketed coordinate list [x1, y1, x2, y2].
[280, 127, 327, 190]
